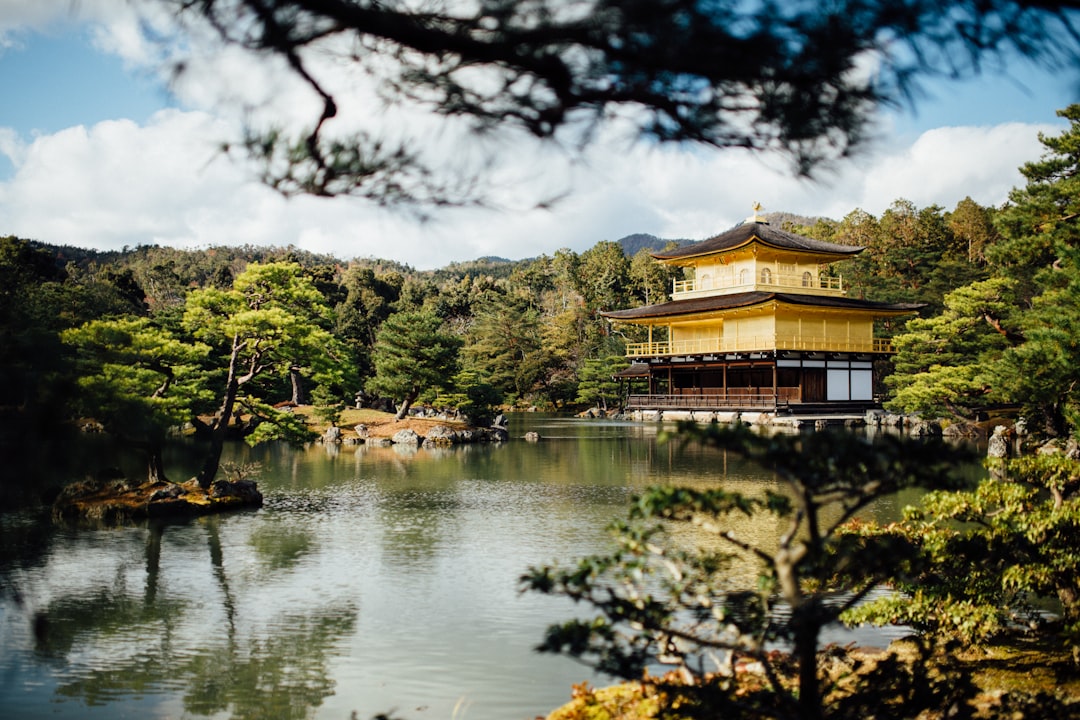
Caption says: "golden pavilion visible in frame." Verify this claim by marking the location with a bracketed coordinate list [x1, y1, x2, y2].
[601, 210, 921, 413]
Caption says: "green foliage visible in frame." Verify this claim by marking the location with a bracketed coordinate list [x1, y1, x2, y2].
[796, 199, 987, 313]
[996, 250, 1080, 438]
[436, 370, 503, 425]
[575, 241, 633, 311]
[334, 265, 403, 378]
[463, 295, 547, 400]
[241, 399, 319, 446]
[183, 261, 353, 484]
[575, 356, 629, 410]
[947, 196, 1001, 264]
[62, 317, 214, 435]
[842, 452, 1080, 644]
[0, 238, 155, 417]
[886, 105, 1080, 436]
[0, 237, 72, 415]
[629, 246, 675, 305]
[310, 386, 346, 427]
[523, 424, 974, 720]
[184, 261, 350, 393]
[885, 277, 1018, 421]
[861, 106, 1080, 660]
[59, 315, 215, 481]
[366, 309, 462, 418]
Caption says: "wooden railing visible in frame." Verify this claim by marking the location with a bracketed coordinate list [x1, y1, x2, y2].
[625, 388, 801, 410]
[672, 273, 844, 298]
[624, 337, 893, 357]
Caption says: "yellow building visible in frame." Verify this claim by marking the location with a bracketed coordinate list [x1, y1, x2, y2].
[601, 215, 921, 412]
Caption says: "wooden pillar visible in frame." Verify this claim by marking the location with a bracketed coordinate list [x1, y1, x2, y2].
[722, 363, 728, 404]
[772, 359, 778, 406]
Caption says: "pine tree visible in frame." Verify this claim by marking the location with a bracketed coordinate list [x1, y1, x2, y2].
[367, 310, 461, 419]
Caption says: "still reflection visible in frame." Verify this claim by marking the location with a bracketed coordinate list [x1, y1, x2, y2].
[0, 416, 965, 720]
[7, 515, 356, 720]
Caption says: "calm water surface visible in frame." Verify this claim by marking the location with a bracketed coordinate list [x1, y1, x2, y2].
[0, 416, 930, 720]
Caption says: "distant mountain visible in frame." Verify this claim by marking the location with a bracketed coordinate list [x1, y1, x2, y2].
[760, 211, 830, 231]
[615, 233, 695, 256]
[614, 212, 831, 258]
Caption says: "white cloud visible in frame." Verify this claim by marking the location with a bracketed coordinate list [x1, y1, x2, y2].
[0, 0, 141, 39]
[613, 120, 1059, 241]
[0, 106, 1059, 268]
[845, 123, 1048, 212]
[0, 126, 24, 166]
[0, 5, 1069, 268]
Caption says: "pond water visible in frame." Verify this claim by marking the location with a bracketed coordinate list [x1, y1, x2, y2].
[0, 415, 947, 720]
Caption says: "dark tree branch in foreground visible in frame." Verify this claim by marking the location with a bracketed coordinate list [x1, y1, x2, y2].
[172, 0, 1080, 202]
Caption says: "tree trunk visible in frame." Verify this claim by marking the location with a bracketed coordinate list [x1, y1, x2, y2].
[147, 443, 168, 484]
[144, 523, 163, 605]
[793, 603, 824, 720]
[1058, 586, 1080, 625]
[290, 365, 308, 405]
[197, 381, 237, 489]
[395, 389, 420, 420]
[196, 338, 242, 489]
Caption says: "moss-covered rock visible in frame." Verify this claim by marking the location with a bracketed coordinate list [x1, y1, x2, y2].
[52, 477, 262, 524]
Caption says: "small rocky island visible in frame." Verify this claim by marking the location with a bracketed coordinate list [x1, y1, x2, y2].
[53, 475, 264, 524]
[52, 406, 509, 524]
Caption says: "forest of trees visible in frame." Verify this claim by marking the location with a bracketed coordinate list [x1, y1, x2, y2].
[0, 191, 999, 449]
[5, 106, 1080, 485]
[4, 103, 1078, 490]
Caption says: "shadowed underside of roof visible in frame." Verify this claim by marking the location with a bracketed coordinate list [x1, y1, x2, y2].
[601, 291, 924, 321]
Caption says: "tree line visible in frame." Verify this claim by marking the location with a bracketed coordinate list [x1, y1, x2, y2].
[0, 123, 1054, 498]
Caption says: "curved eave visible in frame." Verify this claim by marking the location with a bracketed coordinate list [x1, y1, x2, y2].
[652, 239, 857, 265]
[601, 292, 924, 323]
[650, 222, 863, 264]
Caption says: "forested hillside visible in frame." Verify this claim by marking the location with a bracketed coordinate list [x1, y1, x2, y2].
[0, 195, 998, 436]
[9, 100, 1080, 497]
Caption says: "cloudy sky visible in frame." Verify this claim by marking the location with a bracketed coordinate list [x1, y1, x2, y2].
[1, 2, 1078, 270]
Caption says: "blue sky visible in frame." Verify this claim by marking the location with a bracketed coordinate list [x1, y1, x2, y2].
[1, 7, 1078, 268]
[1, 33, 171, 139]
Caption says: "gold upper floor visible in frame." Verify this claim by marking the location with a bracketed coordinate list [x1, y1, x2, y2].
[666, 243, 847, 301]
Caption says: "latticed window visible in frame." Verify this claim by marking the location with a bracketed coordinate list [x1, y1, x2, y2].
[802, 271, 813, 287]
[760, 267, 773, 284]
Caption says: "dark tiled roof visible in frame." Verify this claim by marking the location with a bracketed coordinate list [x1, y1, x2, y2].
[601, 291, 923, 321]
[613, 362, 651, 378]
[651, 221, 862, 260]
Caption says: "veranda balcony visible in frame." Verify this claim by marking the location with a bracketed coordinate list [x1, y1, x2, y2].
[625, 388, 802, 410]
[624, 335, 894, 357]
[671, 272, 845, 299]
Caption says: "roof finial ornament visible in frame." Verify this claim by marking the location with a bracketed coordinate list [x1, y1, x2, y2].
[748, 202, 767, 224]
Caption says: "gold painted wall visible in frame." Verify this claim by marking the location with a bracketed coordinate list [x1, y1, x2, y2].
[726, 314, 775, 348]
[671, 324, 722, 343]
[775, 308, 876, 351]
[686, 252, 821, 289]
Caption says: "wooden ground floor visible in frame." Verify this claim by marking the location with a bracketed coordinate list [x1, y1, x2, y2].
[616, 350, 886, 412]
